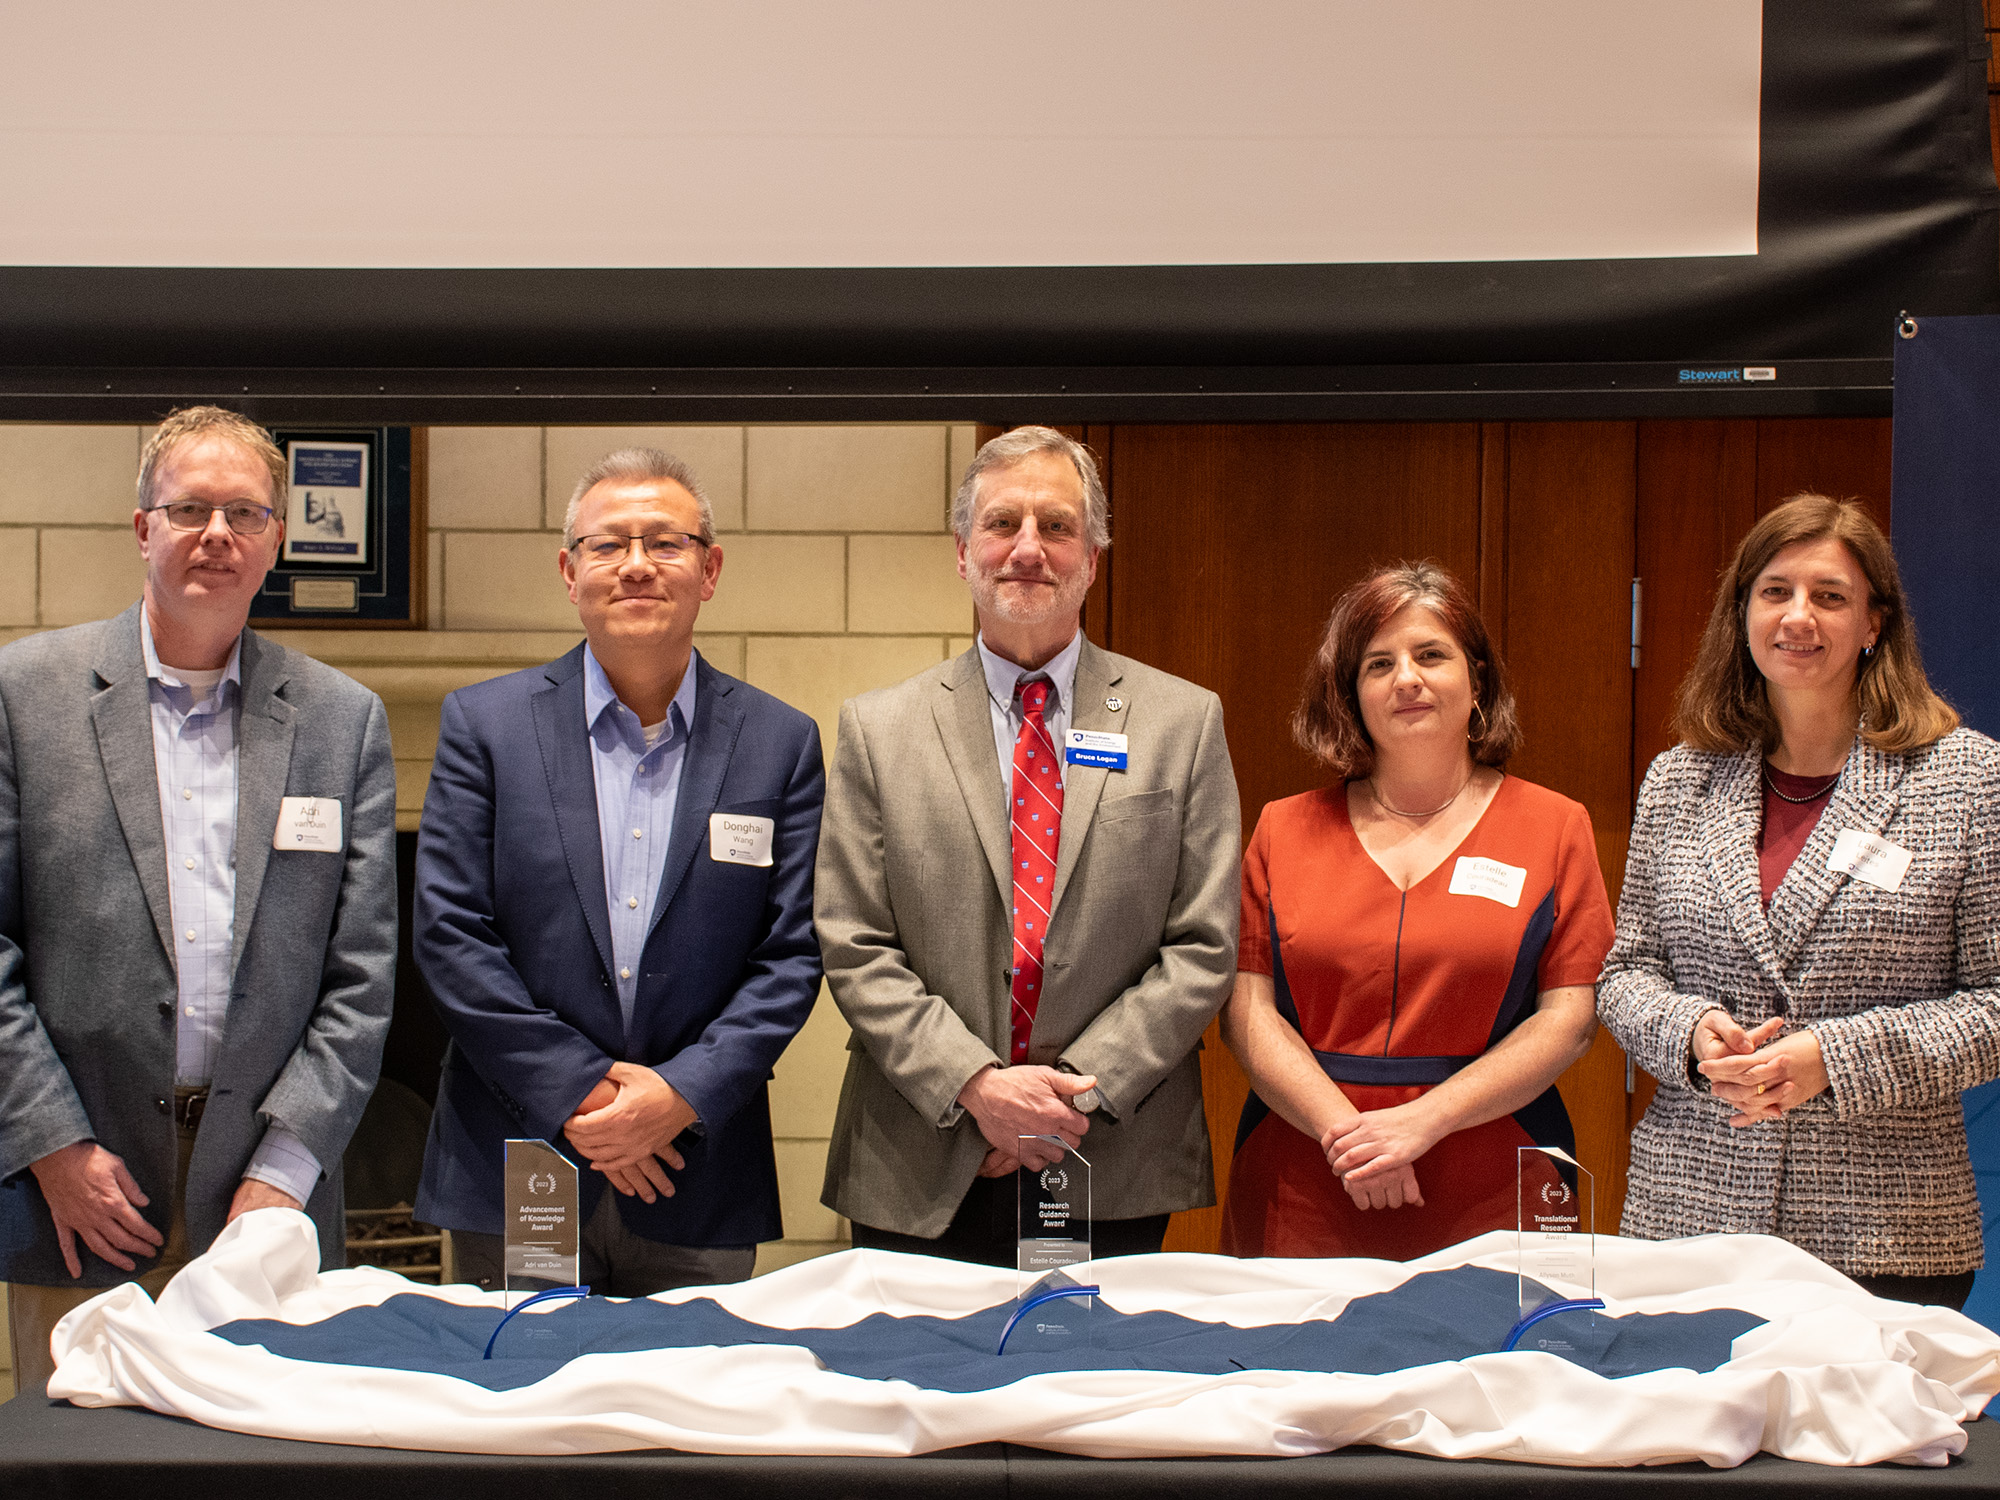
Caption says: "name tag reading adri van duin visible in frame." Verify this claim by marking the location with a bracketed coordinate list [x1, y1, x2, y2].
[275, 796, 342, 852]
[709, 813, 775, 867]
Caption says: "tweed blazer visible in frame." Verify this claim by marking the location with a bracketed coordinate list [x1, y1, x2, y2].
[1599, 728, 2000, 1276]
[816, 640, 1240, 1238]
[0, 604, 397, 1286]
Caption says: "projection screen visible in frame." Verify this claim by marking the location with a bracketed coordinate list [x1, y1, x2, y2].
[0, 0, 1993, 419]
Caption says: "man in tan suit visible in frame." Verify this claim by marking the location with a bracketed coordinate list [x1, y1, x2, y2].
[817, 426, 1239, 1263]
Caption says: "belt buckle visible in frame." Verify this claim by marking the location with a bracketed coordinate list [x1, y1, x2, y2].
[175, 1088, 209, 1131]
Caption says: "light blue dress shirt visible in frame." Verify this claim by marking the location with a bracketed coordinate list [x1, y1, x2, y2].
[584, 645, 698, 1039]
[976, 630, 1082, 805]
[140, 612, 321, 1204]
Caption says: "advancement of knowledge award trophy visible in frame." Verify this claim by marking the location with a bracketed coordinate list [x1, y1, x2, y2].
[1506, 1143, 1602, 1353]
[486, 1139, 585, 1361]
[999, 1136, 1094, 1354]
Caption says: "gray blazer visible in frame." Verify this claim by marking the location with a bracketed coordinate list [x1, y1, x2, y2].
[1599, 729, 2000, 1277]
[0, 603, 397, 1286]
[817, 640, 1240, 1238]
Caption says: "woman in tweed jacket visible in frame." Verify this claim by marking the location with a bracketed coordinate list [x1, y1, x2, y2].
[1600, 494, 2000, 1308]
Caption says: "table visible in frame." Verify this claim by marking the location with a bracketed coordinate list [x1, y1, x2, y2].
[2, 1394, 1992, 1500]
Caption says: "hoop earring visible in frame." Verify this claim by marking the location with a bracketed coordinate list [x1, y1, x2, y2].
[1468, 698, 1489, 742]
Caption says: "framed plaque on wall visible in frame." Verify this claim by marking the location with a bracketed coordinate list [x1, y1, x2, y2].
[249, 425, 426, 628]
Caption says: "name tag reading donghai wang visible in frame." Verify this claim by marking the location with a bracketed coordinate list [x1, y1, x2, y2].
[709, 813, 775, 867]
[1448, 855, 1527, 908]
[1064, 729, 1129, 771]
[274, 796, 343, 852]
[1828, 829, 1912, 893]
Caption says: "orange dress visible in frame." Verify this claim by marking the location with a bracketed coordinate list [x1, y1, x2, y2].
[1220, 777, 1615, 1261]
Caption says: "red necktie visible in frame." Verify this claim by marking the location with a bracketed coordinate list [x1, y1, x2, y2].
[1009, 678, 1063, 1062]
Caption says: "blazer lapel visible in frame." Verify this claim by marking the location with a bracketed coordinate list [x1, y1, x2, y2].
[1697, 750, 1789, 993]
[532, 649, 616, 982]
[934, 648, 1013, 904]
[1048, 641, 1122, 919]
[651, 659, 744, 932]
[230, 629, 295, 978]
[88, 608, 175, 965]
[1766, 739, 1905, 972]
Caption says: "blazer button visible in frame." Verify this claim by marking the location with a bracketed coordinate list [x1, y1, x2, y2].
[157, 1000, 173, 1017]
[154, 1097, 170, 1115]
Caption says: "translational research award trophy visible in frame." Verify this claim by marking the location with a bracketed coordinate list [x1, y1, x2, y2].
[1506, 1143, 1602, 1353]
[1001, 1135, 1094, 1353]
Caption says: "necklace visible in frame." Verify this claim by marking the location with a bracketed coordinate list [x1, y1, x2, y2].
[1368, 769, 1474, 820]
[1762, 765, 1840, 805]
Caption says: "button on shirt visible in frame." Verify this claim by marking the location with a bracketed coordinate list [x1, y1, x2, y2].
[977, 631, 1081, 805]
[141, 613, 320, 1204]
[585, 645, 698, 1034]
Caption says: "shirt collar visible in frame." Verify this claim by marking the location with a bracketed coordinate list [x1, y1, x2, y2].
[583, 642, 699, 746]
[976, 630, 1082, 717]
[138, 607, 243, 696]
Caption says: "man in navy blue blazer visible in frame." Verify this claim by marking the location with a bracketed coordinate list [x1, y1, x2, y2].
[414, 447, 823, 1293]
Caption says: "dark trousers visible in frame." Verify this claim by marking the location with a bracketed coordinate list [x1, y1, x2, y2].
[849, 1172, 1170, 1267]
[1849, 1271, 1978, 1311]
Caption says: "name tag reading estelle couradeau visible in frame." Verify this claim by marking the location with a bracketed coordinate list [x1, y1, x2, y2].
[274, 796, 343, 852]
[1447, 855, 1527, 908]
[1828, 828, 1912, 893]
[1065, 729, 1129, 771]
[709, 813, 775, 867]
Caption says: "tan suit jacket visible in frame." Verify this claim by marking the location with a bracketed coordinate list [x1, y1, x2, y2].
[817, 639, 1240, 1238]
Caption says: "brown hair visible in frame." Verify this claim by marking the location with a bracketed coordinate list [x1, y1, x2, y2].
[137, 406, 286, 512]
[1293, 560, 1521, 779]
[1674, 493, 1958, 755]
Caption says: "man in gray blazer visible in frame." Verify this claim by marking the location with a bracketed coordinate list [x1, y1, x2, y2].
[0, 407, 396, 1394]
[817, 426, 1239, 1262]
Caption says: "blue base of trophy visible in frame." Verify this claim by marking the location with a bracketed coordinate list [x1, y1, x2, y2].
[999, 1269, 1097, 1355]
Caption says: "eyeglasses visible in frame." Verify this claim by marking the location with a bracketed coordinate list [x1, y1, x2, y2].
[570, 531, 707, 565]
[145, 501, 275, 535]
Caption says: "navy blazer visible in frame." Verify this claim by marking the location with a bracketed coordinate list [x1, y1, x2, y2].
[413, 648, 823, 1246]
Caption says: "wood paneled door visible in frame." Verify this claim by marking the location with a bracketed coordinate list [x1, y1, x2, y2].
[975, 416, 1892, 1253]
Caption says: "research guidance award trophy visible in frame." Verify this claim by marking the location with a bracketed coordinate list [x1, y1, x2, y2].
[1000, 1136, 1094, 1353]
[1506, 1144, 1603, 1353]
[489, 1139, 585, 1360]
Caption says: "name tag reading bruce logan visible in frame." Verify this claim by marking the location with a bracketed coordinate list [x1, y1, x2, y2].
[274, 796, 343, 852]
[1064, 728, 1129, 770]
[709, 812, 775, 867]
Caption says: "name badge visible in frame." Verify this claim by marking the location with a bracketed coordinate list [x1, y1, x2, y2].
[1065, 729, 1129, 771]
[1828, 829, 1911, 893]
[709, 813, 775, 867]
[1448, 855, 1527, 908]
[274, 796, 343, 852]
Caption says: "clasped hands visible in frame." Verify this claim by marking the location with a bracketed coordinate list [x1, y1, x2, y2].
[1320, 1102, 1439, 1212]
[1692, 1012, 1829, 1126]
[957, 1064, 1096, 1178]
[563, 1060, 697, 1203]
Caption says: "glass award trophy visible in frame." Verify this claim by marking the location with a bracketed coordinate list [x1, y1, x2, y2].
[1506, 1144, 1602, 1353]
[487, 1138, 585, 1361]
[1001, 1136, 1094, 1353]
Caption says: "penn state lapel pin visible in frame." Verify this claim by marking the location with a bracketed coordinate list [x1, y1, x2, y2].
[1105, 696, 1123, 712]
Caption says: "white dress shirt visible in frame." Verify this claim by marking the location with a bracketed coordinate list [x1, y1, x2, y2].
[583, 645, 698, 1039]
[141, 612, 320, 1204]
[975, 630, 1082, 806]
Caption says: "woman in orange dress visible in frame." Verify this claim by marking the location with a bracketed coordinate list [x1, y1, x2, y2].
[1220, 562, 1615, 1260]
